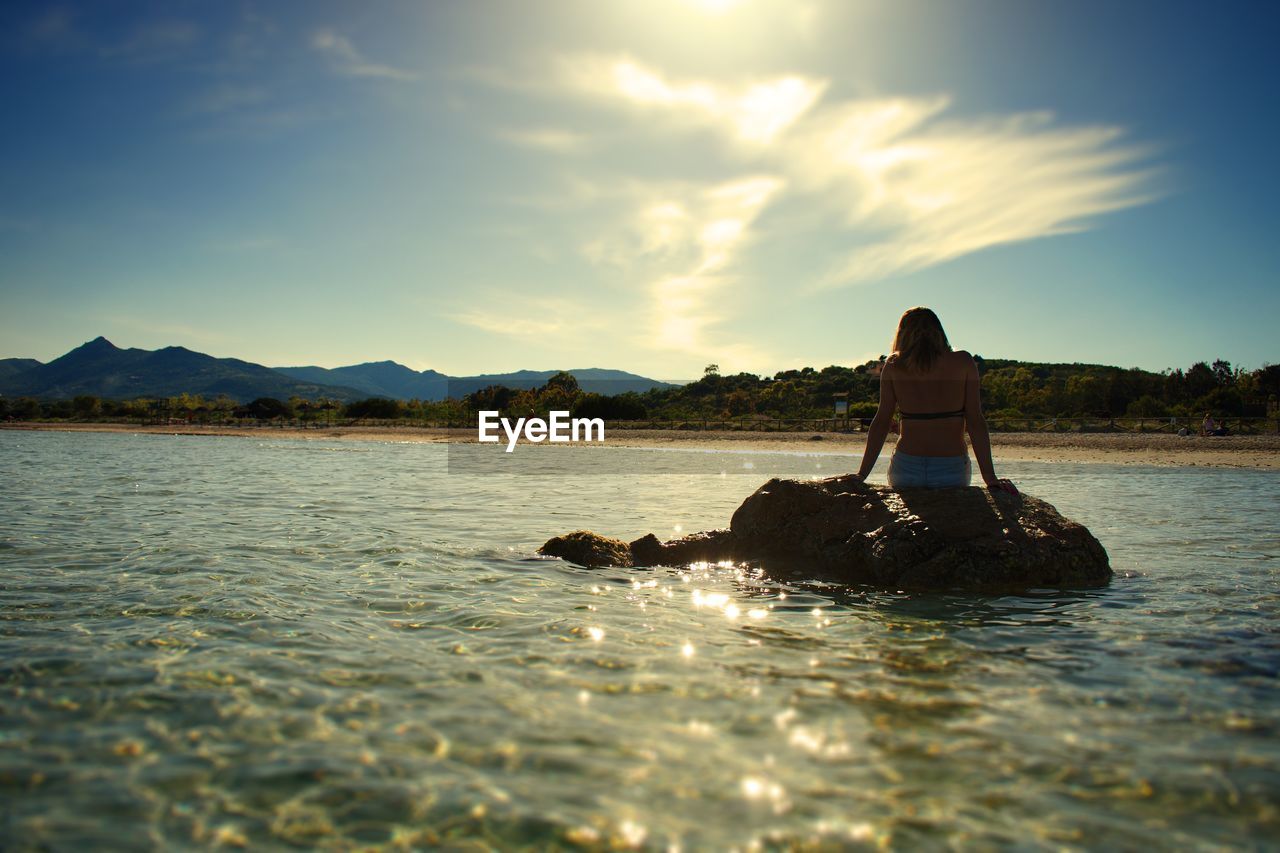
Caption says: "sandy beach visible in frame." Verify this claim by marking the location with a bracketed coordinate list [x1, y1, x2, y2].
[5, 421, 1278, 470]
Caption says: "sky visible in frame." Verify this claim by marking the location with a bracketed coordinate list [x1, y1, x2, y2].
[1, 0, 1277, 379]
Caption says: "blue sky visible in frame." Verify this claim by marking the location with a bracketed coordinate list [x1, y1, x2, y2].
[1, 0, 1276, 378]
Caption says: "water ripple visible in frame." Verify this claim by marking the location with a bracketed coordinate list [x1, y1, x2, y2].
[2, 431, 1278, 848]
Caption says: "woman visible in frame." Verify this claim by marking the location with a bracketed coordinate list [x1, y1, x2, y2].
[851, 307, 1017, 493]
[1201, 412, 1228, 436]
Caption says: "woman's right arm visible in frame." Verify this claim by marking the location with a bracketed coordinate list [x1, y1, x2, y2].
[963, 354, 1013, 491]
[854, 365, 896, 480]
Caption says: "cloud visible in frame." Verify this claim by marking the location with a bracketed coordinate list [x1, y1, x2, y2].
[559, 55, 826, 144]
[184, 84, 270, 116]
[576, 176, 781, 367]
[20, 10, 198, 62]
[311, 29, 417, 81]
[555, 55, 1158, 287]
[497, 127, 588, 153]
[449, 296, 607, 341]
[475, 53, 1159, 371]
[779, 98, 1159, 286]
[646, 178, 780, 362]
[22, 7, 82, 52]
[100, 21, 200, 64]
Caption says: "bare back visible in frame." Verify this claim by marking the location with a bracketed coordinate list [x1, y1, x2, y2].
[885, 349, 975, 457]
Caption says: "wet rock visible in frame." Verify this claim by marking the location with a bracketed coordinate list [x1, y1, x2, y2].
[629, 529, 740, 567]
[538, 530, 632, 568]
[730, 477, 1111, 590]
[539, 477, 1111, 591]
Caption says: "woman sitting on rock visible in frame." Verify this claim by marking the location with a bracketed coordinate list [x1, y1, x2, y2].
[851, 307, 1017, 494]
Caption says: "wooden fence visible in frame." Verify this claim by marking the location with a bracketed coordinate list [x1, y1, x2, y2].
[125, 414, 1280, 434]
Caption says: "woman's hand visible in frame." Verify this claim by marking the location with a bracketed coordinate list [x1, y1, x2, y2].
[986, 477, 1018, 496]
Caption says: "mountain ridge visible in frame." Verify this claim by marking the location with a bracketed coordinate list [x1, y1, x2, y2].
[0, 338, 674, 402]
[0, 338, 369, 402]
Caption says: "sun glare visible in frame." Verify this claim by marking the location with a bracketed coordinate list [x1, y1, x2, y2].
[685, 0, 743, 14]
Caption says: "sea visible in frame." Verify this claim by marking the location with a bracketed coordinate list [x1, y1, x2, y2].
[2, 430, 1278, 849]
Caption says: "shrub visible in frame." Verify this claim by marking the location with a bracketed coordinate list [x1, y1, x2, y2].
[242, 397, 292, 420]
[1125, 395, 1167, 418]
[345, 398, 401, 419]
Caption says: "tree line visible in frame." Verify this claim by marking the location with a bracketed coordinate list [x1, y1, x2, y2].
[2, 357, 1276, 424]
[625, 358, 1278, 422]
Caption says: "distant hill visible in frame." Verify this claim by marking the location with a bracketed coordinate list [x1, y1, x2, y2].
[444, 368, 673, 398]
[0, 358, 42, 382]
[0, 338, 675, 402]
[0, 337, 368, 402]
[275, 361, 450, 400]
[276, 364, 671, 400]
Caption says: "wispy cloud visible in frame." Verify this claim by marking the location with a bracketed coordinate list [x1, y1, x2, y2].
[497, 127, 589, 153]
[311, 28, 417, 81]
[100, 21, 200, 64]
[579, 176, 782, 367]
[553, 54, 1158, 287]
[559, 55, 825, 145]
[22, 7, 83, 53]
[469, 50, 1159, 370]
[183, 84, 270, 116]
[780, 98, 1159, 286]
[20, 9, 198, 63]
[449, 296, 607, 341]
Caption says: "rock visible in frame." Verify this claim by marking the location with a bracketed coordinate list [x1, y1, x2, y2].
[629, 530, 740, 567]
[539, 530, 632, 568]
[730, 477, 1111, 590]
[538, 477, 1112, 591]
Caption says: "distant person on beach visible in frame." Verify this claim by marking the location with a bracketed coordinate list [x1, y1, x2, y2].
[851, 307, 1017, 494]
[1201, 412, 1229, 436]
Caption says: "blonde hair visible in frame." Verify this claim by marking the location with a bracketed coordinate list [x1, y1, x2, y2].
[889, 307, 952, 374]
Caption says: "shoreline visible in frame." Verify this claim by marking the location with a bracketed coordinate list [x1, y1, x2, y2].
[4, 421, 1278, 470]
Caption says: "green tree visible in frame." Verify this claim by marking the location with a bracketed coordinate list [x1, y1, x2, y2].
[8, 397, 42, 420]
[72, 395, 101, 418]
[1125, 395, 1167, 417]
[538, 373, 581, 414]
[1185, 362, 1216, 399]
[345, 398, 402, 419]
[242, 397, 292, 420]
[466, 385, 516, 413]
[725, 389, 754, 416]
[1212, 359, 1234, 386]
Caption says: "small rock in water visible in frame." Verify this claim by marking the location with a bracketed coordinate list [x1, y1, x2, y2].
[539, 530, 633, 568]
[537, 477, 1111, 592]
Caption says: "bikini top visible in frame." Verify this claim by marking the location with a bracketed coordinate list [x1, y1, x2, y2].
[898, 408, 966, 420]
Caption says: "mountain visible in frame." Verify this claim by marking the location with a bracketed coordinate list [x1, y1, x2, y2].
[0, 337, 368, 402]
[276, 364, 672, 400]
[0, 358, 42, 382]
[275, 361, 450, 400]
[0, 337, 676, 402]
[444, 368, 671, 398]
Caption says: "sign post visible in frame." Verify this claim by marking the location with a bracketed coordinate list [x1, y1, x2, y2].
[833, 392, 849, 431]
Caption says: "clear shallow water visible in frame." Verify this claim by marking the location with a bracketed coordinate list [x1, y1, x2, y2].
[2, 431, 1278, 850]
